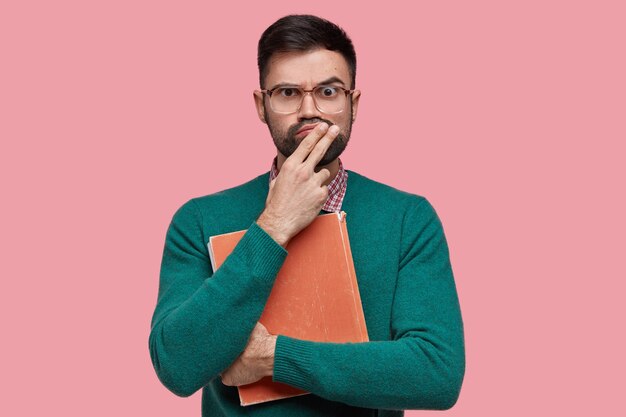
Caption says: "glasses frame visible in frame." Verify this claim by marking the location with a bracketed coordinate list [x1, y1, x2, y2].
[259, 85, 356, 114]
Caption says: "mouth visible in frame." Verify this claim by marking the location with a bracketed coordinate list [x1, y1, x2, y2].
[295, 123, 319, 136]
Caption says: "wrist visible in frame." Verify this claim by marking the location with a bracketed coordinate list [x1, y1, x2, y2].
[257, 212, 291, 247]
[266, 335, 277, 377]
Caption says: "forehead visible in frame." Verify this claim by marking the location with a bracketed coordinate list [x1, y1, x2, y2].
[265, 49, 351, 88]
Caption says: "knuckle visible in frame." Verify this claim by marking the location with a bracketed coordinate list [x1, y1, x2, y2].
[282, 160, 295, 171]
[294, 167, 310, 182]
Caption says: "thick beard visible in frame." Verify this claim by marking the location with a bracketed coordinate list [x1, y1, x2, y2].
[266, 108, 352, 167]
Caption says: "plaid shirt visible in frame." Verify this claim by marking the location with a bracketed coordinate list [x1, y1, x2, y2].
[269, 157, 348, 212]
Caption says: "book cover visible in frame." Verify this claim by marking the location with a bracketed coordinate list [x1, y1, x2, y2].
[208, 211, 369, 406]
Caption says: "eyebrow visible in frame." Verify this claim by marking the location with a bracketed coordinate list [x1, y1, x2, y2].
[268, 77, 347, 91]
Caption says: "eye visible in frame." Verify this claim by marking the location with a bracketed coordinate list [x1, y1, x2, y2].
[317, 86, 338, 97]
[278, 87, 300, 98]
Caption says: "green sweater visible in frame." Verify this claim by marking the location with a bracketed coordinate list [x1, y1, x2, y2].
[149, 170, 465, 416]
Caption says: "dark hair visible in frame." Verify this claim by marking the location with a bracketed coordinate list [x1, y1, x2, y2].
[257, 15, 357, 89]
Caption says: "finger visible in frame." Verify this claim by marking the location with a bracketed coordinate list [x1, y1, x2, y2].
[313, 168, 331, 185]
[289, 122, 329, 163]
[304, 125, 340, 169]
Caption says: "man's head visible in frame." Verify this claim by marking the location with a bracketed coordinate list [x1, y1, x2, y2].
[254, 15, 361, 167]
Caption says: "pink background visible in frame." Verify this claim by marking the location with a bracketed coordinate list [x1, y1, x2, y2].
[2, 1, 625, 415]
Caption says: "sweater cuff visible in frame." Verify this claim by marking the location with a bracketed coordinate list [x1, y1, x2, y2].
[272, 335, 315, 391]
[232, 221, 288, 285]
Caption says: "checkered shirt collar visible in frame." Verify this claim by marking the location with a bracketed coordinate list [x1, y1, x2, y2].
[269, 157, 348, 212]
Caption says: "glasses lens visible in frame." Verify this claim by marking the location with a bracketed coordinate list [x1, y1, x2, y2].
[270, 87, 302, 113]
[313, 86, 346, 113]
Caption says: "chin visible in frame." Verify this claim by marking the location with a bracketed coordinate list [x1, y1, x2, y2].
[318, 153, 342, 167]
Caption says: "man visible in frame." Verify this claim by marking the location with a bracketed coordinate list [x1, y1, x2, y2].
[149, 14, 465, 417]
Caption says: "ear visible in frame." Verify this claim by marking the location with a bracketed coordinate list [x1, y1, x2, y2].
[350, 90, 361, 123]
[253, 90, 267, 124]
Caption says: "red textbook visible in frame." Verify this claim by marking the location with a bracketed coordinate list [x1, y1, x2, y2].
[208, 211, 369, 406]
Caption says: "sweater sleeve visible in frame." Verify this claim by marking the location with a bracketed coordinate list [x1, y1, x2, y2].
[272, 197, 465, 410]
[149, 199, 287, 397]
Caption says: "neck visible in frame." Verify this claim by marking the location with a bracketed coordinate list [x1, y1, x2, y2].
[276, 153, 339, 187]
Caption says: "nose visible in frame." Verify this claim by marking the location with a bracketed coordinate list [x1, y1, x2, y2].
[297, 91, 321, 120]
